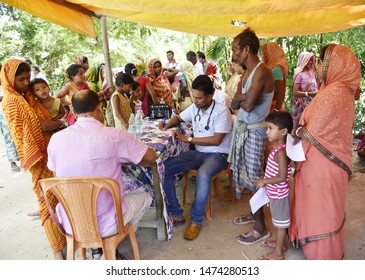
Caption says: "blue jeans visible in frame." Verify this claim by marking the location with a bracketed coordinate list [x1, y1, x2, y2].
[163, 150, 228, 224]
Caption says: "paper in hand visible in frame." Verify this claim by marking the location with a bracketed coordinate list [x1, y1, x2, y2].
[249, 187, 269, 214]
[286, 134, 306, 162]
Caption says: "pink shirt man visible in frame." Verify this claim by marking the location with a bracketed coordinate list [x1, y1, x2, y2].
[47, 116, 149, 236]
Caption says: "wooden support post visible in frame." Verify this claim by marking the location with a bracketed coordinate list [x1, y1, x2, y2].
[101, 16, 114, 87]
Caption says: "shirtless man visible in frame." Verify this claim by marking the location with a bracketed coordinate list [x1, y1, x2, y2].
[228, 28, 275, 245]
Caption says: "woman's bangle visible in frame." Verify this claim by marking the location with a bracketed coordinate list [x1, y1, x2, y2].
[304, 91, 308, 97]
[295, 127, 302, 137]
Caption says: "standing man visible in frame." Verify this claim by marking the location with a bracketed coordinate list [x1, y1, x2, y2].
[229, 28, 275, 245]
[197, 51, 218, 78]
[47, 90, 157, 257]
[164, 50, 180, 91]
[160, 75, 232, 240]
[186, 51, 204, 75]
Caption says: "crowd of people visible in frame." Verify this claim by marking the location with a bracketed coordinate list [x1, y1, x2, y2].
[0, 27, 362, 260]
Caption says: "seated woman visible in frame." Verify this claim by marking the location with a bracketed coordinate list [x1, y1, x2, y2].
[54, 64, 90, 125]
[55, 64, 112, 126]
[146, 58, 175, 108]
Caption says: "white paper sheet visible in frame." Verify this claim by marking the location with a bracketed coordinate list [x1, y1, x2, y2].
[286, 134, 306, 162]
[249, 187, 270, 214]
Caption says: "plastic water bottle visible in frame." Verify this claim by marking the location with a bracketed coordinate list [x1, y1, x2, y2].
[128, 113, 135, 136]
[135, 110, 143, 138]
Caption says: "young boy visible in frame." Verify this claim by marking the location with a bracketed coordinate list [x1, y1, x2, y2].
[256, 111, 293, 260]
[30, 78, 65, 120]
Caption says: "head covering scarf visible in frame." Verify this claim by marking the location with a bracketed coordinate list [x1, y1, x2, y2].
[262, 42, 288, 82]
[0, 58, 52, 170]
[147, 58, 174, 108]
[300, 44, 361, 167]
[180, 61, 198, 97]
[293, 51, 317, 83]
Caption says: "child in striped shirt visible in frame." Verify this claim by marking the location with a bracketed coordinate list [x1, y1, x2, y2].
[256, 111, 293, 260]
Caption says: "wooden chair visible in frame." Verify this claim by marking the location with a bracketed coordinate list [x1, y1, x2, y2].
[38, 176, 140, 260]
[182, 163, 235, 220]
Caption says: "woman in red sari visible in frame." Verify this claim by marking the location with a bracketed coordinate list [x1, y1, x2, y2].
[290, 44, 361, 260]
[147, 58, 174, 108]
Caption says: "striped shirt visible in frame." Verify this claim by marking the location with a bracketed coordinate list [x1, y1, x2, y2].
[264, 144, 291, 200]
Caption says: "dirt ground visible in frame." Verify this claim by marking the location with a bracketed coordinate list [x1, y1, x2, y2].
[0, 135, 364, 260]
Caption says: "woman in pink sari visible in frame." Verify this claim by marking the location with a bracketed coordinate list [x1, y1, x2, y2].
[290, 44, 361, 260]
[292, 52, 318, 131]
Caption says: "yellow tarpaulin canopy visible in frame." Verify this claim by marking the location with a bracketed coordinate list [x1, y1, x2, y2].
[3, 0, 365, 38]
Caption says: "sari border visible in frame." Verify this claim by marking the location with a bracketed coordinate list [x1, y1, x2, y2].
[291, 217, 345, 247]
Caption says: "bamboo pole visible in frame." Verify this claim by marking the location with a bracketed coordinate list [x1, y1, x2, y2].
[101, 16, 113, 87]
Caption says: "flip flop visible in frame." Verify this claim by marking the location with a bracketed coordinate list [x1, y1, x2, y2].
[236, 229, 271, 245]
[233, 214, 255, 225]
[258, 253, 285, 260]
[262, 240, 287, 252]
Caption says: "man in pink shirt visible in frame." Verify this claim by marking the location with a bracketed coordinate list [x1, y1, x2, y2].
[47, 90, 157, 257]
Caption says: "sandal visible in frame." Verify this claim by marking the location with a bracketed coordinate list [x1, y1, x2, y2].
[91, 248, 103, 260]
[258, 253, 285, 260]
[236, 229, 271, 245]
[262, 240, 287, 252]
[233, 214, 255, 225]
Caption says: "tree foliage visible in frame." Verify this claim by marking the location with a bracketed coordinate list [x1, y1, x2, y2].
[0, 3, 364, 130]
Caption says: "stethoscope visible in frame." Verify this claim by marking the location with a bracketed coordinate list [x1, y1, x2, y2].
[194, 100, 215, 131]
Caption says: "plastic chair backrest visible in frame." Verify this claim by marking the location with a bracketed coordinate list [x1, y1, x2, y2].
[38, 176, 140, 260]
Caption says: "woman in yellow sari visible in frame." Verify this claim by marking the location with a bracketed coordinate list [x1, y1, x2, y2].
[290, 44, 361, 259]
[1, 58, 66, 259]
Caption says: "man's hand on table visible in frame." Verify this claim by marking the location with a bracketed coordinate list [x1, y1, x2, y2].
[175, 132, 188, 142]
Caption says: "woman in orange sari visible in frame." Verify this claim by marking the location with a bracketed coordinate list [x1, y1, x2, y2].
[1, 58, 66, 259]
[262, 42, 288, 112]
[290, 44, 361, 259]
[147, 58, 175, 108]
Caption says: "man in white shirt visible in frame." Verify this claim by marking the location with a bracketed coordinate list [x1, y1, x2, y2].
[164, 50, 180, 92]
[160, 75, 232, 240]
[186, 51, 204, 75]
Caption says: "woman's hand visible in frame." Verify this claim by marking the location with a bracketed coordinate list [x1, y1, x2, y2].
[293, 126, 305, 145]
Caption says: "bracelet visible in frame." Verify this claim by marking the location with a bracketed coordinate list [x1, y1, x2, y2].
[295, 127, 302, 137]
[304, 91, 308, 97]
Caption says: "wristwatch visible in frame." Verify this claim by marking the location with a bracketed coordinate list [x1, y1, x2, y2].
[187, 137, 193, 143]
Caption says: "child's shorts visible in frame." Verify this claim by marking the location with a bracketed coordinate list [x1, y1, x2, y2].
[269, 195, 290, 229]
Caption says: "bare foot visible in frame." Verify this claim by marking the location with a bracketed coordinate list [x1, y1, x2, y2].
[258, 250, 285, 260]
